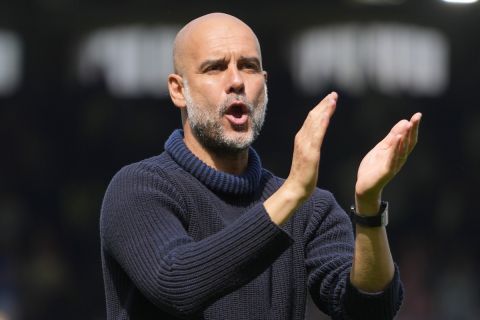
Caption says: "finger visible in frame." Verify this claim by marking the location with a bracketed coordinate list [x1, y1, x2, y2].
[314, 91, 338, 122]
[391, 113, 421, 171]
[392, 134, 408, 172]
[302, 91, 338, 147]
[406, 112, 422, 154]
[380, 119, 410, 149]
[317, 92, 338, 140]
[316, 91, 337, 111]
[390, 119, 411, 136]
[290, 92, 338, 184]
[400, 133, 410, 159]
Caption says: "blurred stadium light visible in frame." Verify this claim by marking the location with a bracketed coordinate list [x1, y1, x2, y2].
[290, 23, 449, 96]
[353, 0, 406, 4]
[442, 0, 478, 3]
[0, 31, 21, 96]
[76, 25, 180, 98]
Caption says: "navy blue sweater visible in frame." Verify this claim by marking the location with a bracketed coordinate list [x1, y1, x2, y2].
[100, 129, 403, 319]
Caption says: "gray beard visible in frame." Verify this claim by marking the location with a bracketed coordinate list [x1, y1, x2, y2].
[183, 82, 268, 155]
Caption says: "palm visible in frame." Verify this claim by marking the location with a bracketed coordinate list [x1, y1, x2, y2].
[355, 113, 422, 198]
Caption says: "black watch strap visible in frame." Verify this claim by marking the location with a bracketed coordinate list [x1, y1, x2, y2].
[350, 201, 389, 227]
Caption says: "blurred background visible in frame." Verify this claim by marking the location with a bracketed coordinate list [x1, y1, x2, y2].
[1, 0, 480, 319]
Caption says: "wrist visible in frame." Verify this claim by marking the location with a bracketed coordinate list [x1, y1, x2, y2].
[354, 193, 382, 217]
[350, 201, 389, 227]
[264, 180, 306, 226]
[283, 177, 312, 203]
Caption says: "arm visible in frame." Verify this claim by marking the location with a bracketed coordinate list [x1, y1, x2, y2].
[350, 112, 422, 292]
[100, 165, 292, 316]
[262, 91, 419, 318]
[304, 190, 404, 320]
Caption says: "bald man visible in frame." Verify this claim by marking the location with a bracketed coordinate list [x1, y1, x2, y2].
[100, 13, 421, 319]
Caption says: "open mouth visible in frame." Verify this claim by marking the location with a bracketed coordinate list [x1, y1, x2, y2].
[227, 102, 248, 118]
[224, 101, 249, 126]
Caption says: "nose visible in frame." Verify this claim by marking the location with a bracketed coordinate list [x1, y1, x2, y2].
[226, 65, 245, 94]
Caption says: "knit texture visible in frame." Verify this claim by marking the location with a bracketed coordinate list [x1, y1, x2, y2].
[100, 129, 403, 319]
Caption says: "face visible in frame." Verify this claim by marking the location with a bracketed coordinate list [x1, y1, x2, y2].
[184, 80, 268, 154]
[179, 21, 268, 154]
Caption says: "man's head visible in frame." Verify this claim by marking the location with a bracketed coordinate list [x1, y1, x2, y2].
[168, 13, 268, 155]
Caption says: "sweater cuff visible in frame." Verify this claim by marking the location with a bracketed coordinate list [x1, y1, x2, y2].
[343, 266, 404, 320]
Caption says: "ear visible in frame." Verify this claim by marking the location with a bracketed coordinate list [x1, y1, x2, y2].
[263, 70, 268, 82]
[168, 73, 186, 108]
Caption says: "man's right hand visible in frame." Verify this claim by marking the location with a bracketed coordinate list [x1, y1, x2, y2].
[264, 92, 338, 225]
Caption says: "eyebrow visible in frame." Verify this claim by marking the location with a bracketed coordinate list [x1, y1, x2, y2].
[238, 56, 262, 68]
[198, 58, 228, 71]
[198, 56, 262, 71]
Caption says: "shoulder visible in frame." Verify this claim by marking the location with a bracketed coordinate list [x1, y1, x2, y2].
[109, 152, 181, 188]
[100, 152, 188, 243]
[102, 152, 188, 212]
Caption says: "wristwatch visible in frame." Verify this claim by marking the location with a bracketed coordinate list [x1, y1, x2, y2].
[350, 201, 389, 227]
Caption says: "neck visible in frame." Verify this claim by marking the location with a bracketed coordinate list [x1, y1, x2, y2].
[183, 125, 249, 175]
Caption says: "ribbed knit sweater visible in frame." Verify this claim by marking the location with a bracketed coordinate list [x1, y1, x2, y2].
[100, 129, 403, 320]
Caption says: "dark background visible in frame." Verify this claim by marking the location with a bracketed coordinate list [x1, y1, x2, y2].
[1, 0, 479, 319]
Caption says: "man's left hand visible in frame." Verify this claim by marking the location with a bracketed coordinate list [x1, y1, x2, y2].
[355, 112, 422, 214]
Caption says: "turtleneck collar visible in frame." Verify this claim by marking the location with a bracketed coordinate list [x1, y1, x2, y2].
[164, 129, 263, 195]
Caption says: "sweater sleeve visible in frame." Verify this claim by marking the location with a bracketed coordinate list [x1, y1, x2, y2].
[100, 163, 292, 317]
[304, 189, 403, 320]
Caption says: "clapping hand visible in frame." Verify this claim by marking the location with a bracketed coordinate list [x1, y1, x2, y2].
[355, 113, 422, 214]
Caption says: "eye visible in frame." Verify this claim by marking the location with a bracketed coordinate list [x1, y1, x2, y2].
[244, 63, 257, 69]
[239, 60, 261, 72]
[204, 63, 226, 73]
